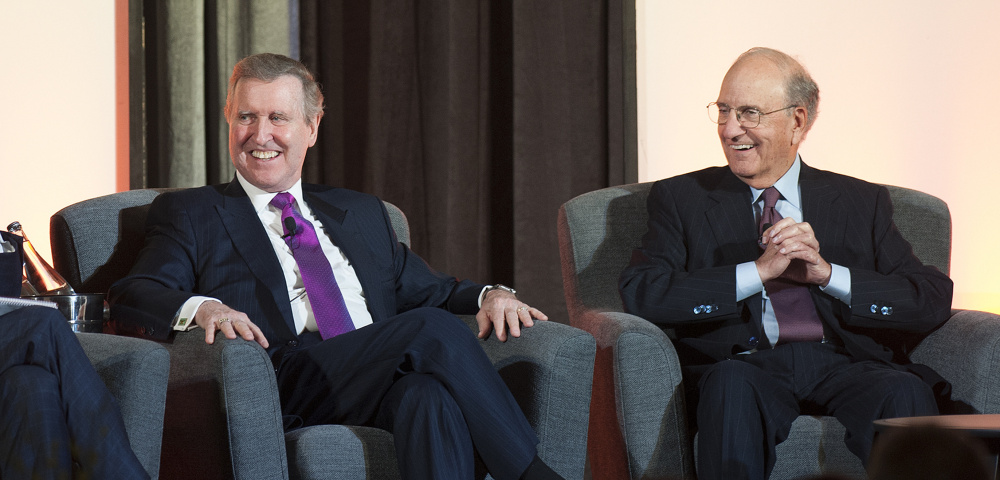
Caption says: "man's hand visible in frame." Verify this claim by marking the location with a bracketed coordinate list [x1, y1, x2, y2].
[756, 217, 832, 286]
[475, 289, 548, 342]
[194, 301, 269, 349]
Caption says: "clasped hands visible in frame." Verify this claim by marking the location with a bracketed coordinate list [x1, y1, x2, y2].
[756, 217, 832, 287]
[191, 288, 549, 347]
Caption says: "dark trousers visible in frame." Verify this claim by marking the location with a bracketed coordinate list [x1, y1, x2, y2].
[695, 342, 937, 480]
[0, 306, 148, 480]
[273, 307, 538, 480]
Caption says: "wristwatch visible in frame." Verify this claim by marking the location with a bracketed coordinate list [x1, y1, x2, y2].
[484, 284, 517, 297]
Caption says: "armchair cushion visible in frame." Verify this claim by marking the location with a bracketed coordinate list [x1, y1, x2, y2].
[285, 425, 398, 480]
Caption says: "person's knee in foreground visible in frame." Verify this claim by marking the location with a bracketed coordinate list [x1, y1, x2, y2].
[618, 47, 953, 479]
[0, 306, 148, 479]
[109, 52, 564, 480]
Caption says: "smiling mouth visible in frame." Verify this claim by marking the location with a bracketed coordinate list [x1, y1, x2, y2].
[730, 144, 755, 151]
[251, 150, 279, 159]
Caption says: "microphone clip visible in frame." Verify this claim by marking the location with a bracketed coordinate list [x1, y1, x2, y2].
[281, 217, 298, 239]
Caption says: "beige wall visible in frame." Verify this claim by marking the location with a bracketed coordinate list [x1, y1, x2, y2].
[636, 0, 1000, 313]
[0, 1, 117, 273]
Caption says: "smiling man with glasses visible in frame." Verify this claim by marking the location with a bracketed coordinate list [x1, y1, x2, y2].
[619, 47, 953, 479]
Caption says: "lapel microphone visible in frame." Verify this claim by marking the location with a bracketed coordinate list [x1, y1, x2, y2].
[281, 217, 298, 239]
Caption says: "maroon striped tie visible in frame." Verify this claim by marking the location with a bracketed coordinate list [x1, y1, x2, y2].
[759, 187, 824, 343]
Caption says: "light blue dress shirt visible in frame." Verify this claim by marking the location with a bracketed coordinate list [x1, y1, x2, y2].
[734, 157, 851, 347]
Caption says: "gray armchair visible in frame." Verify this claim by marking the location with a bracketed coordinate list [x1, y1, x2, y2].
[76, 330, 169, 479]
[557, 181, 1000, 479]
[51, 188, 596, 479]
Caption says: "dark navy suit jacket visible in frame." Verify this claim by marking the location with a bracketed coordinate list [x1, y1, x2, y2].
[109, 179, 484, 353]
[619, 163, 954, 371]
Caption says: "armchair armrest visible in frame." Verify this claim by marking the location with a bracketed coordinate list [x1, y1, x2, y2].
[77, 332, 170, 479]
[459, 315, 595, 480]
[160, 331, 288, 480]
[910, 309, 1000, 414]
[568, 310, 694, 480]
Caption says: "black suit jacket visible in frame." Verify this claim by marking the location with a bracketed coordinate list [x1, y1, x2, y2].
[108, 179, 484, 353]
[619, 163, 953, 370]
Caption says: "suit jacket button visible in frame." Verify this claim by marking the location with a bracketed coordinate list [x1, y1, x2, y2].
[881, 306, 892, 316]
[870, 304, 878, 314]
[288, 340, 299, 347]
[693, 306, 704, 314]
[704, 305, 714, 314]
[749, 336, 759, 347]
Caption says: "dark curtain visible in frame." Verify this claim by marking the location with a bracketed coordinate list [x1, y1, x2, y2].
[130, 0, 293, 189]
[297, 0, 636, 320]
[131, 0, 635, 322]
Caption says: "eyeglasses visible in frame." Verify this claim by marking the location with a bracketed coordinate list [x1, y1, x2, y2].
[706, 102, 797, 129]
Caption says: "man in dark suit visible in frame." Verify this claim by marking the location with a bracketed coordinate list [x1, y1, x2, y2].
[619, 47, 953, 479]
[109, 53, 562, 480]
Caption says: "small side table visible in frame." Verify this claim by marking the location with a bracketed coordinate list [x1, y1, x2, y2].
[874, 414, 1000, 479]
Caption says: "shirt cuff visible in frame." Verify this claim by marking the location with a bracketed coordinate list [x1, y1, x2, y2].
[736, 261, 764, 301]
[172, 296, 221, 331]
[819, 263, 851, 304]
[477, 286, 490, 308]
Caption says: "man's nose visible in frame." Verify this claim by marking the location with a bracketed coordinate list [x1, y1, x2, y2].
[253, 120, 272, 144]
[719, 115, 746, 139]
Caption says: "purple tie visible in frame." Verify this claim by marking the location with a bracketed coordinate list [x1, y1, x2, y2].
[270, 192, 355, 339]
[759, 187, 824, 344]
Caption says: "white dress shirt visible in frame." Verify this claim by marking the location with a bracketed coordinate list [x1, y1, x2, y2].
[173, 173, 374, 334]
[734, 157, 851, 346]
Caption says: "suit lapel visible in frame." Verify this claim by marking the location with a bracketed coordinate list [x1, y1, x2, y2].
[215, 180, 297, 333]
[705, 172, 760, 266]
[704, 169, 767, 339]
[304, 188, 386, 321]
[799, 162, 845, 250]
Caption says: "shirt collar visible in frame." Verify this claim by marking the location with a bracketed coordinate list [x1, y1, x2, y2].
[750, 155, 802, 209]
[235, 172, 306, 214]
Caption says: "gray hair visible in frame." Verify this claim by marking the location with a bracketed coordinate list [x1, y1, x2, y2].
[736, 47, 820, 132]
[223, 53, 325, 125]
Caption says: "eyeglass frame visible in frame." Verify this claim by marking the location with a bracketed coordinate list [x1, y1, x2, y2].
[706, 102, 798, 129]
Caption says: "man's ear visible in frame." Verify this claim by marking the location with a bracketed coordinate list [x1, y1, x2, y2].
[307, 114, 321, 147]
[791, 106, 809, 144]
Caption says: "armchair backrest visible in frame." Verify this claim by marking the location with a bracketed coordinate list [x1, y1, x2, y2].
[557, 181, 951, 317]
[50, 188, 410, 293]
[882, 185, 951, 274]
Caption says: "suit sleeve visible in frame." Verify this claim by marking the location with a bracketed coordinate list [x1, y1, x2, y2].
[843, 185, 953, 333]
[618, 181, 742, 327]
[107, 192, 202, 340]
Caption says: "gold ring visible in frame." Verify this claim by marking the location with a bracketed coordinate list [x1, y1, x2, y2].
[517, 307, 527, 312]
[218, 318, 231, 324]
